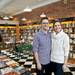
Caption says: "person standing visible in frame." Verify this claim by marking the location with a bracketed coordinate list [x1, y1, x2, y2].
[50, 21, 70, 75]
[32, 17, 51, 75]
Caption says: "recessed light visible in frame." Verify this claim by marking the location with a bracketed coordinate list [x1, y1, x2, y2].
[22, 18, 26, 21]
[40, 13, 46, 17]
[3, 16, 9, 20]
[38, 0, 43, 1]
[9, 16, 13, 18]
[24, 7, 32, 12]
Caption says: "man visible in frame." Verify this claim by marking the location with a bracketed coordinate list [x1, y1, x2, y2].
[32, 17, 51, 75]
[50, 21, 70, 75]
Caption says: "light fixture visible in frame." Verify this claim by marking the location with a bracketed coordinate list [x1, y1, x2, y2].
[38, 0, 43, 1]
[9, 16, 13, 18]
[40, 13, 46, 17]
[48, 17, 54, 20]
[3, 16, 9, 20]
[64, 0, 68, 4]
[24, 7, 32, 12]
[22, 18, 26, 21]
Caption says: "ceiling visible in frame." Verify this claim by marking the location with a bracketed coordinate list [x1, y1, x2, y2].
[0, 0, 60, 16]
[0, 0, 75, 22]
[14, 0, 75, 21]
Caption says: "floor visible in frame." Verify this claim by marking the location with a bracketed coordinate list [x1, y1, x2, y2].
[1, 50, 75, 75]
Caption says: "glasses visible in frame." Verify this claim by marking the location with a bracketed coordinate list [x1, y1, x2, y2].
[42, 22, 49, 24]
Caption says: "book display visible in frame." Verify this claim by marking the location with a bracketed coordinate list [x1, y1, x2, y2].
[62, 21, 75, 58]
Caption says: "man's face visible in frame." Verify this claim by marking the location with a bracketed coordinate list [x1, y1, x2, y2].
[41, 19, 49, 31]
[54, 22, 62, 33]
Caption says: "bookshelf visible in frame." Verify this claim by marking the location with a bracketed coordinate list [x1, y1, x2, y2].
[62, 21, 75, 58]
[0, 20, 18, 50]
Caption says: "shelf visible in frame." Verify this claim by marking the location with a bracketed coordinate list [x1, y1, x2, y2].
[69, 27, 75, 28]
[70, 37, 75, 39]
[62, 22, 75, 58]
[70, 43, 75, 45]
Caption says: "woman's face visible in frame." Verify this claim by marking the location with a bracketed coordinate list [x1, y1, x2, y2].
[54, 22, 62, 33]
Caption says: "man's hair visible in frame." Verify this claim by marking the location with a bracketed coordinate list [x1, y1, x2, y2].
[40, 17, 48, 23]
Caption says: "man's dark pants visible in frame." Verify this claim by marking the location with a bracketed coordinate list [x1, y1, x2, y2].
[36, 63, 50, 75]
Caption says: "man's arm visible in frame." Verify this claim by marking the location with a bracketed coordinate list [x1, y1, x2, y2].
[33, 51, 42, 70]
[32, 34, 42, 70]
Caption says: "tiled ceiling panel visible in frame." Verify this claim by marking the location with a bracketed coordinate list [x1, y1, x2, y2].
[0, 0, 60, 16]
[14, 0, 75, 21]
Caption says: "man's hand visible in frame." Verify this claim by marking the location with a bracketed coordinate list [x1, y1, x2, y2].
[37, 63, 42, 70]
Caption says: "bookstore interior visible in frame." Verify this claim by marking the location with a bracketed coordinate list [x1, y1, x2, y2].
[0, 0, 75, 75]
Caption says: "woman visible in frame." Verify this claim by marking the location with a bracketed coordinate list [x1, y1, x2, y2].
[50, 21, 70, 75]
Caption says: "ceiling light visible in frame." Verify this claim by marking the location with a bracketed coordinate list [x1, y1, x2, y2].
[22, 18, 26, 21]
[9, 16, 13, 18]
[48, 17, 54, 20]
[3, 16, 9, 20]
[64, 0, 68, 4]
[24, 7, 32, 12]
[38, 0, 43, 1]
[40, 13, 46, 17]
